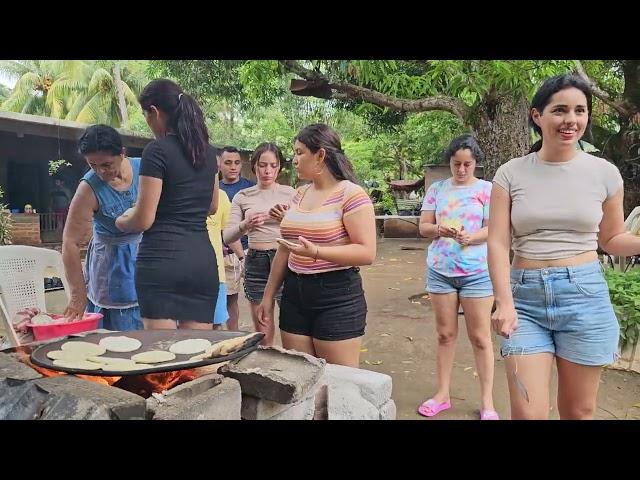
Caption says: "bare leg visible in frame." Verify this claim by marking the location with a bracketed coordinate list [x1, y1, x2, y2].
[179, 321, 213, 330]
[143, 318, 177, 330]
[556, 357, 602, 420]
[505, 353, 554, 419]
[313, 337, 362, 368]
[460, 295, 496, 411]
[429, 292, 460, 404]
[281, 331, 316, 356]
[226, 293, 239, 331]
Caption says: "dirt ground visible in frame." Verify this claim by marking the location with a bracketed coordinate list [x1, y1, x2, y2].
[44, 238, 640, 420]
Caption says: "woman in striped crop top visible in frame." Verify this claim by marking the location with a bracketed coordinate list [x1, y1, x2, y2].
[257, 124, 376, 367]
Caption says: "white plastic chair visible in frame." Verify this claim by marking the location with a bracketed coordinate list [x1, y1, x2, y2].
[0, 245, 70, 346]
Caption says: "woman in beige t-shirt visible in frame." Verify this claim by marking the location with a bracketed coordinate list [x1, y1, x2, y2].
[223, 143, 295, 344]
[489, 74, 640, 419]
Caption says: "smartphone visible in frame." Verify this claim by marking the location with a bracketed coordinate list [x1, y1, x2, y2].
[276, 237, 300, 248]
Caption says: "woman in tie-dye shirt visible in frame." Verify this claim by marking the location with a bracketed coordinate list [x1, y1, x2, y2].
[417, 134, 499, 420]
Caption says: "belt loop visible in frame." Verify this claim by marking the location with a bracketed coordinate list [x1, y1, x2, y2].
[520, 268, 525, 284]
[567, 265, 575, 283]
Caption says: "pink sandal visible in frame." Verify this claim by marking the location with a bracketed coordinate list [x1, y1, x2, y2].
[480, 409, 500, 420]
[417, 398, 451, 417]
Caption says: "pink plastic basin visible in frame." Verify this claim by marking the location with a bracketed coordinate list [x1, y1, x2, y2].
[27, 313, 103, 341]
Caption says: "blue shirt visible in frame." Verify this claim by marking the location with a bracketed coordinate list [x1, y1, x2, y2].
[220, 177, 255, 251]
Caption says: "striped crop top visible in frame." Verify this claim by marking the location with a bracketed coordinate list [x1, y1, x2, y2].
[279, 180, 374, 274]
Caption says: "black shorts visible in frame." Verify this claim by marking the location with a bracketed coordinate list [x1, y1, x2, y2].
[279, 267, 367, 341]
[244, 249, 282, 304]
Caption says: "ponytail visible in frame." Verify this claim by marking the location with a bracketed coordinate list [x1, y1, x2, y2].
[174, 93, 209, 169]
[528, 139, 543, 154]
[139, 79, 210, 169]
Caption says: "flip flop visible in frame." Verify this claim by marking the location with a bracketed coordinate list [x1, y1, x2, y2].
[417, 398, 451, 417]
[480, 409, 500, 420]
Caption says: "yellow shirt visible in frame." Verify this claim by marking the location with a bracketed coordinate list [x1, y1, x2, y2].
[206, 189, 231, 283]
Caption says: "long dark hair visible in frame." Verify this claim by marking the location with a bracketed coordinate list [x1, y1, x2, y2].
[295, 123, 357, 183]
[138, 79, 209, 169]
[78, 124, 123, 156]
[528, 74, 593, 154]
[250, 143, 285, 173]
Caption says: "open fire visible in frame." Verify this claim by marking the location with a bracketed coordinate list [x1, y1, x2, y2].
[11, 345, 200, 398]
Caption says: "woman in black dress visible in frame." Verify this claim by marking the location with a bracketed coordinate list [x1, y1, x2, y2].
[116, 79, 219, 329]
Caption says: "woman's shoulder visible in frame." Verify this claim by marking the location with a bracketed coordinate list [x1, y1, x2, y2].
[277, 183, 297, 195]
[340, 180, 367, 195]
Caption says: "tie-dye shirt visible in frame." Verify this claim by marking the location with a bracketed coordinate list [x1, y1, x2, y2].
[280, 180, 373, 274]
[422, 178, 492, 277]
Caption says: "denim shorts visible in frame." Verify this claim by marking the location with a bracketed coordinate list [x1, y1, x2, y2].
[279, 267, 367, 341]
[86, 300, 143, 331]
[501, 261, 619, 366]
[244, 249, 283, 304]
[426, 267, 494, 298]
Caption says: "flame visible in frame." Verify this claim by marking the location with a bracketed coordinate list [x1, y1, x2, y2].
[14, 345, 121, 386]
[113, 369, 197, 398]
[13, 345, 203, 398]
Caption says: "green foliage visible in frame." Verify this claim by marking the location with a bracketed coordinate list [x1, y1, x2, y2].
[149, 60, 251, 109]
[48, 159, 71, 176]
[604, 268, 640, 349]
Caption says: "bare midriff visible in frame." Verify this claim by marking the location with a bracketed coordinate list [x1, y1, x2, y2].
[512, 250, 598, 269]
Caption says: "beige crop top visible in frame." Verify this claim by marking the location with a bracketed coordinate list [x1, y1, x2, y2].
[224, 183, 296, 246]
[492, 151, 623, 260]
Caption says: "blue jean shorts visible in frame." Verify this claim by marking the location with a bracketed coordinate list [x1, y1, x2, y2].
[426, 267, 494, 298]
[86, 300, 143, 331]
[501, 261, 619, 366]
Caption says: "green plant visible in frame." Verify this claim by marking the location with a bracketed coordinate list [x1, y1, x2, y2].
[0, 186, 12, 245]
[49, 158, 71, 176]
[604, 268, 640, 349]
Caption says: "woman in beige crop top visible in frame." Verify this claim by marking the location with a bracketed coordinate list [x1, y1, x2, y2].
[489, 74, 640, 420]
[223, 143, 295, 344]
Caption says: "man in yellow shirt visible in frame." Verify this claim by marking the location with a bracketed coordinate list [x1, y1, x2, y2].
[207, 189, 243, 329]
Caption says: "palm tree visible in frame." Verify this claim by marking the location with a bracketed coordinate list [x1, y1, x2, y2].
[0, 60, 148, 127]
[0, 60, 78, 117]
[69, 60, 148, 127]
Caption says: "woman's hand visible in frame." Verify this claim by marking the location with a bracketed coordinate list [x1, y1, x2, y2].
[242, 212, 269, 232]
[491, 303, 518, 338]
[438, 224, 458, 238]
[269, 203, 289, 221]
[455, 226, 473, 246]
[256, 298, 275, 346]
[64, 294, 87, 322]
[280, 236, 318, 259]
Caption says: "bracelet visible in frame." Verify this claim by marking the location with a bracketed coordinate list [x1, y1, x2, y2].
[436, 224, 441, 237]
[313, 246, 320, 262]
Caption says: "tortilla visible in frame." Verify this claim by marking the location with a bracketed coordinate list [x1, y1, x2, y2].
[169, 339, 212, 355]
[98, 336, 142, 353]
[47, 350, 91, 361]
[52, 359, 101, 370]
[60, 341, 106, 356]
[130, 351, 176, 364]
[86, 356, 137, 366]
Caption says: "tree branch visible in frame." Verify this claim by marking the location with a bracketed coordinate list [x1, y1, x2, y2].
[280, 60, 472, 121]
[574, 60, 631, 118]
